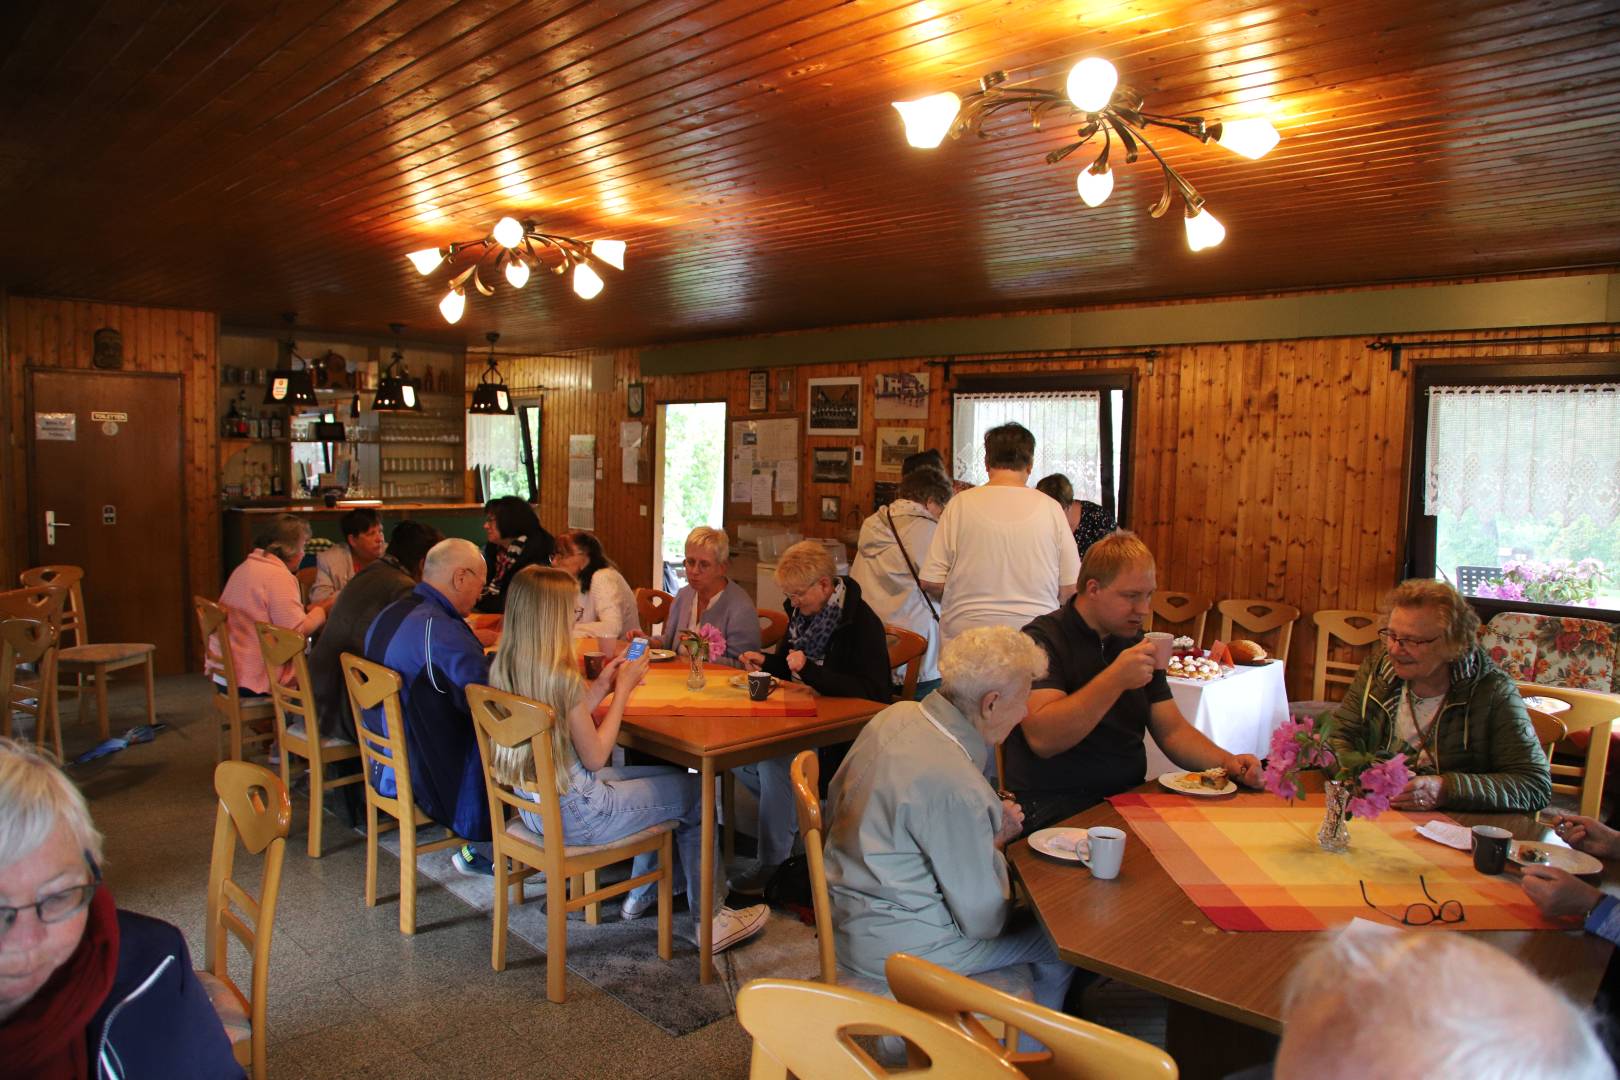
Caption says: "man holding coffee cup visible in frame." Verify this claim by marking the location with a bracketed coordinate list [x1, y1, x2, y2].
[1005, 531, 1263, 834]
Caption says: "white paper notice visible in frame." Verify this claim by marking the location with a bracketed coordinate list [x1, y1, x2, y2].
[759, 421, 794, 461]
[734, 446, 755, 474]
[568, 434, 596, 529]
[775, 460, 798, 502]
[750, 471, 774, 515]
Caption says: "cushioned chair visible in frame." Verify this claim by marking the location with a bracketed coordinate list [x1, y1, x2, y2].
[634, 587, 674, 636]
[1293, 609, 1380, 721]
[195, 597, 277, 763]
[466, 682, 675, 1002]
[197, 760, 290, 1080]
[1216, 599, 1301, 664]
[886, 951, 1179, 1079]
[1146, 591, 1212, 648]
[253, 622, 362, 857]
[737, 978, 1025, 1080]
[759, 608, 789, 650]
[884, 625, 927, 702]
[341, 652, 468, 935]
[2, 617, 61, 757]
[19, 565, 155, 741]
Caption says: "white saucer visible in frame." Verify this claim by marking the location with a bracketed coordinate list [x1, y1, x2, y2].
[1028, 827, 1089, 862]
[1511, 841, 1603, 875]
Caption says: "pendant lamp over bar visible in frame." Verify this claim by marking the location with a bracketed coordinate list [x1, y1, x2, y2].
[468, 332, 513, 415]
[372, 322, 423, 413]
[264, 312, 319, 408]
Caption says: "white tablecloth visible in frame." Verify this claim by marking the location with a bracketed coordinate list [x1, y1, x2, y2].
[1143, 660, 1291, 780]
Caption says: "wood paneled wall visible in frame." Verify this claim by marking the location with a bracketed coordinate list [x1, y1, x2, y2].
[489, 325, 1619, 699]
[2, 296, 219, 664]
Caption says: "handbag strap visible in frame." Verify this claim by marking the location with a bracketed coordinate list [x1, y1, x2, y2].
[886, 506, 939, 622]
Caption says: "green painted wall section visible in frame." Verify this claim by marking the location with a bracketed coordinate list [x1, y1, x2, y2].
[639, 273, 1620, 375]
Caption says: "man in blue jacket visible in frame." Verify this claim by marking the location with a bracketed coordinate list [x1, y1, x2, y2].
[364, 537, 494, 873]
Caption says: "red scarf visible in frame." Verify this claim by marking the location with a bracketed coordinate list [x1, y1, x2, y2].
[0, 886, 120, 1079]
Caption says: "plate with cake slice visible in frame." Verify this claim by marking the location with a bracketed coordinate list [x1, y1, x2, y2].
[1158, 768, 1238, 797]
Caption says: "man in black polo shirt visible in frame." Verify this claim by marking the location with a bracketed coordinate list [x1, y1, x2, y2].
[1005, 530, 1263, 833]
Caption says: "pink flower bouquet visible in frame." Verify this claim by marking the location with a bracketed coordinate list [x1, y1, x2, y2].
[1263, 714, 1413, 821]
[677, 625, 727, 662]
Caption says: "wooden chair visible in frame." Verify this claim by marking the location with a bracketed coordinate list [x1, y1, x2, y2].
[340, 652, 468, 935]
[759, 608, 788, 650]
[736, 978, 1025, 1080]
[1515, 684, 1620, 818]
[465, 683, 675, 1002]
[197, 760, 290, 1080]
[295, 566, 317, 605]
[789, 750, 840, 985]
[253, 623, 362, 857]
[634, 587, 674, 636]
[886, 952, 1179, 1079]
[19, 565, 156, 741]
[1293, 609, 1381, 720]
[1528, 708, 1568, 762]
[1146, 591, 1212, 646]
[1216, 599, 1301, 664]
[195, 597, 277, 763]
[884, 625, 928, 702]
[2, 618, 62, 758]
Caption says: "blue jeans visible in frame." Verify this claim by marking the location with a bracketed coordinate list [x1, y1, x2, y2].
[733, 757, 796, 866]
[520, 765, 723, 907]
[949, 917, 1075, 1016]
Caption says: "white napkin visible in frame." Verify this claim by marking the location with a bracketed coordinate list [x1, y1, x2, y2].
[1045, 830, 1090, 860]
[1414, 821, 1472, 851]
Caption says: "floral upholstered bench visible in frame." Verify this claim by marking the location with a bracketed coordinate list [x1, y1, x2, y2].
[1479, 612, 1620, 817]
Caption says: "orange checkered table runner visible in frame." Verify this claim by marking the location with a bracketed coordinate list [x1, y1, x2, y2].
[1108, 791, 1561, 932]
[596, 661, 817, 718]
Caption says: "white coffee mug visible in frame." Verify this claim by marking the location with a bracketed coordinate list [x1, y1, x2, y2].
[1084, 826, 1126, 880]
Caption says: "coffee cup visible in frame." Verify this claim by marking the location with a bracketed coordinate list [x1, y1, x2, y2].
[1143, 632, 1174, 669]
[1471, 825, 1512, 875]
[747, 671, 778, 701]
[1084, 826, 1127, 880]
[582, 651, 607, 680]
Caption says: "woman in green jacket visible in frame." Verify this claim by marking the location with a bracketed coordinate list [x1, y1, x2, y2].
[1327, 579, 1550, 813]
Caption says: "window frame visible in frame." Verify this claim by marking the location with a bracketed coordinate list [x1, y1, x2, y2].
[949, 370, 1135, 525]
[1404, 357, 1620, 620]
[474, 396, 542, 503]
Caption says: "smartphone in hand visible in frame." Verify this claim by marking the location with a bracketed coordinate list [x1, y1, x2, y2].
[625, 638, 648, 661]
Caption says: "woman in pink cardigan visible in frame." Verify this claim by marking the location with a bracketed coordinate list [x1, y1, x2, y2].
[212, 514, 333, 696]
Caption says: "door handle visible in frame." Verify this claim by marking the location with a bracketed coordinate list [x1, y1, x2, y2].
[46, 510, 71, 546]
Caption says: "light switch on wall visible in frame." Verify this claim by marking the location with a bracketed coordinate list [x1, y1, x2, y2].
[639, 504, 648, 517]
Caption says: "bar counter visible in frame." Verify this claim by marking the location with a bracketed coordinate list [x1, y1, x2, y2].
[223, 502, 486, 569]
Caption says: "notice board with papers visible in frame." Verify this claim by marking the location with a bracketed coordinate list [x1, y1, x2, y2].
[728, 416, 801, 520]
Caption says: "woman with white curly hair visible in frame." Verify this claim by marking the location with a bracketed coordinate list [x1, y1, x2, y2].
[822, 627, 1075, 1010]
[0, 739, 240, 1078]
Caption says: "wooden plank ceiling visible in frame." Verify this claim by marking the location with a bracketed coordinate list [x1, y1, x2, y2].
[2, 0, 1617, 354]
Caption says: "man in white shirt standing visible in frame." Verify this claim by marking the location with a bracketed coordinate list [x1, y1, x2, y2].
[920, 422, 1080, 645]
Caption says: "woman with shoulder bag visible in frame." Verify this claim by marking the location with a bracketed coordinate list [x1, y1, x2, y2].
[850, 466, 953, 699]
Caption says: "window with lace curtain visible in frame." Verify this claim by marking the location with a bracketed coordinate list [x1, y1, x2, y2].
[1411, 368, 1620, 613]
[950, 373, 1132, 522]
[469, 400, 541, 502]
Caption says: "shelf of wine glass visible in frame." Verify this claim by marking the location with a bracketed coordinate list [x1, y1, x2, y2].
[287, 436, 463, 444]
[221, 436, 289, 444]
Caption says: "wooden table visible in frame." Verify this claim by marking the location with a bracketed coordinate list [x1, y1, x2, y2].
[615, 681, 885, 982]
[1010, 785, 1616, 1076]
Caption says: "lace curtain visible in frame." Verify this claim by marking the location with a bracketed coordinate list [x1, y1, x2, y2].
[1424, 383, 1620, 527]
[466, 413, 522, 472]
[952, 390, 1102, 499]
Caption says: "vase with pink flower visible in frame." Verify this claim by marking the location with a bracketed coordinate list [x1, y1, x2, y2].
[1264, 714, 1414, 854]
[677, 625, 727, 690]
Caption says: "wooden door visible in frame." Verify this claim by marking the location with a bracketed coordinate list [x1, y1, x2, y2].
[27, 370, 189, 674]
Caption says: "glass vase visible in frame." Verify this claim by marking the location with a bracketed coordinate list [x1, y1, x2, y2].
[686, 649, 706, 690]
[1319, 780, 1351, 853]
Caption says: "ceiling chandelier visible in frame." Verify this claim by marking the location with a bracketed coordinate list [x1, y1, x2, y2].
[406, 216, 627, 324]
[468, 332, 513, 415]
[893, 58, 1279, 251]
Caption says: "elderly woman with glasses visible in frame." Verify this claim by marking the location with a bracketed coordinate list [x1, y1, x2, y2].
[0, 739, 241, 1077]
[1326, 579, 1550, 813]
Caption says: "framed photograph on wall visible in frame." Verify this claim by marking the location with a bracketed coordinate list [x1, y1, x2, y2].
[812, 447, 852, 483]
[627, 382, 646, 417]
[820, 495, 841, 521]
[775, 370, 795, 412]
[876, 426, 924, 477]
[807, 376, 861, 435]
[748, 369, 769, 412]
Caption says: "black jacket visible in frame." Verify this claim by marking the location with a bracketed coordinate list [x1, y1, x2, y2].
[475, 530, 555, 614]
[761, 576, 892, 703]
[87, 910, 244, 1079]
[309, 555, 415, 740]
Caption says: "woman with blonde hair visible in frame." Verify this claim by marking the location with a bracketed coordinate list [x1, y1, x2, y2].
[1326, 578, 1550, 812]
[488, 567, 767, 951]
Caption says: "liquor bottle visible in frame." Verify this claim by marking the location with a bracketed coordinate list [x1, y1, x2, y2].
[223, 396, 241, 438]
[234, 393, 250, 437]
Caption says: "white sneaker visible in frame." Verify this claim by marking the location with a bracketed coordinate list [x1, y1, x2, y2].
[621, 890, 654, 921]
[708, 904, 769, 953]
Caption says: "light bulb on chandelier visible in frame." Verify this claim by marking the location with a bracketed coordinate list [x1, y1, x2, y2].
[572, 263, 604, 300]
[1183, 207, 1226, 252]
[1066, 58, 1118, 113]
[492, 216, 525, 248]
[439, 288, 466, 324]
[504, 258, 530, 289]
[891, 92, 962, 149]
[1076, 164, 1114, 208]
